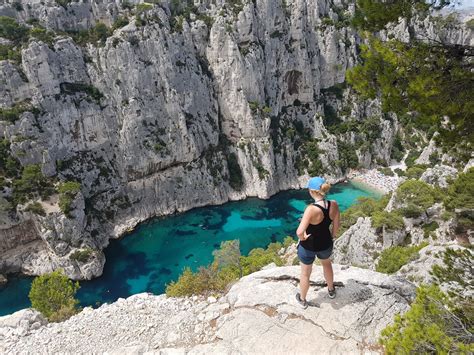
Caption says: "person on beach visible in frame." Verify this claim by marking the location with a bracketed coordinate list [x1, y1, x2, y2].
[295, 177, 340, 309]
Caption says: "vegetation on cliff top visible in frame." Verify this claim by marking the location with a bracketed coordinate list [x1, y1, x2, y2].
[348, 0, 473, 158]
[166, 237, 294, 297]
[29, 270, 80, 322]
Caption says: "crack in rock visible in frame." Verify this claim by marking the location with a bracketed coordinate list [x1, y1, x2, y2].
[286, 313, 350, 341]
[259, 275, 345, 288]
[352, 280, 415, 303]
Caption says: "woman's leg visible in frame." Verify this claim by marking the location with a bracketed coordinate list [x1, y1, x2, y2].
[300, 263, 313, 300]
[320, 259, 334, 290]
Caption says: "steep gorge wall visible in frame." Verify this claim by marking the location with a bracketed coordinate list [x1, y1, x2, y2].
[0, 0, 399, 278]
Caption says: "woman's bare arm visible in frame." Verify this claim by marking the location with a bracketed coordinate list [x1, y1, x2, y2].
[296, 206, 313, 240]
[330, 201, 341, 238]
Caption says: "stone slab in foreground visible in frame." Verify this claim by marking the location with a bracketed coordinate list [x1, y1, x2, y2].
[0, 265, 415, 354]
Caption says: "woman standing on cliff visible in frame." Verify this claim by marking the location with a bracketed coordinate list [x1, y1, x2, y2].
[295, 177, 340, 309]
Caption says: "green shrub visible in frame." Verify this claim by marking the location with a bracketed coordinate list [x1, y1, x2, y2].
[320, 16, 335, 28]
[241, 243, 283, 275]
[0, 16, 29, 44]
[166, 263, 238, 297]
[371, 210, 404, 231]
[56, 0, 73, 8]
[112, 17, 129, 30]
[443, 168, 474, 235]
[360, 116, 382, 141]
[70, 248, 93, 263]
[213, 240, 241, 276]
[0, 44, 21, 62]
[467, 18, 474, 30]
[301, 139, 324, 176]
[320, 83, 346, 99]
[29, 27, 55, 45]
[227, 153, 243, 190]
[0, 139, 20, 177]
[60, 82, 104, 103]
[25, 201, 46, 216]
[69, 23, 111, 46]
[444, 167, 474, 211]
[282, 236, 295, 249]
[405, 150, 421, 168]
[0, 102, 40, 123]
[255, 164, 269, 180]
[58, 181, 81, 217]
[380, 285, 473, 354]
[29, 270, 80, 322]
[337, 140, 359, 172]
[13, 165, 55, 205]
[339, 195, 390, 235]
[196, 14, 214, 28]
[394, 168, 405, 176]
[395, 180, 439, 211]
[405, 165, 427, 180]
[422, 221, 439, 239]
[12, 1, 23, 11]
[431, 248, 473, 304]
[399, 203, 423, 218]
[248, 101, 260, 112]
[376, 243, 427, 274]
[122, 1, 134, 10]
[323, 103, 340, 126]
[166, 240, 285, 297]
[390, 133, 405, 161]
[136, 3, 153, 14]
[378, 167, 394, 176]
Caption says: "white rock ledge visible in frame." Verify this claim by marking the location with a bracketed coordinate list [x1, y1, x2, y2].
[0, 265, 415, 354]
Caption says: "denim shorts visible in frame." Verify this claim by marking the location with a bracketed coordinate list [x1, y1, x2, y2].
[297, 243, 333, 265]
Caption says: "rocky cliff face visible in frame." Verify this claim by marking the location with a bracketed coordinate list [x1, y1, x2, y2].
[0, 0, 402, 279]
[0, 264, 416, 353]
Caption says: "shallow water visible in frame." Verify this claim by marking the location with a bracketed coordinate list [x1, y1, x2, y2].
[0, 182, 380, 316]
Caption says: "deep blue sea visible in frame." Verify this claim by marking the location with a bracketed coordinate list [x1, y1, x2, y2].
[0, 182, 379, 316]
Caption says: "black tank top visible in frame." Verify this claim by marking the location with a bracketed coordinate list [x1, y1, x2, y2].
[300, 200, 333, 252]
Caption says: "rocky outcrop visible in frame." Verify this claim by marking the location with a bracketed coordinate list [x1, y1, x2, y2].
[421, 165, 458, 188]
[333, 217, 383, 269]
[0, 219, 41, 253]
[0, 192, 105, 280]
[396, 243, 465, 285]
[0, 265, 416, 354]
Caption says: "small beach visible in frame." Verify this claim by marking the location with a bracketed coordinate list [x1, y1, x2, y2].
[349, 168, 401, 195]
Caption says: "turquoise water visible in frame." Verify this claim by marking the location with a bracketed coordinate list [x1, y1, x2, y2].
[0, 182, 379, 316]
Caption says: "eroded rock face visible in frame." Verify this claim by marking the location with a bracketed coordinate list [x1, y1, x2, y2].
[396, 244, 463, 285]
[0, 0, 401, 279]
[1, 265, 415, 354]
[333, 217, 383, 269]
[421, 165, 458, 188]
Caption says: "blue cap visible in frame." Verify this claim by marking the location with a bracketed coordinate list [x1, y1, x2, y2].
[307, 176, 325, 190]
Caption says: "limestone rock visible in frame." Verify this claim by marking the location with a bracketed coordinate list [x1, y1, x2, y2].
[0, 309, 47, 347]
[0, 0, 403, 280]
[333, 217, 382, 269]
[415, 135, 439, 165]
[396, 244, 469, 288]
[1, 266, 415, 354]
[0, 274, 6, 286]
[420, 165, 458, 188]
